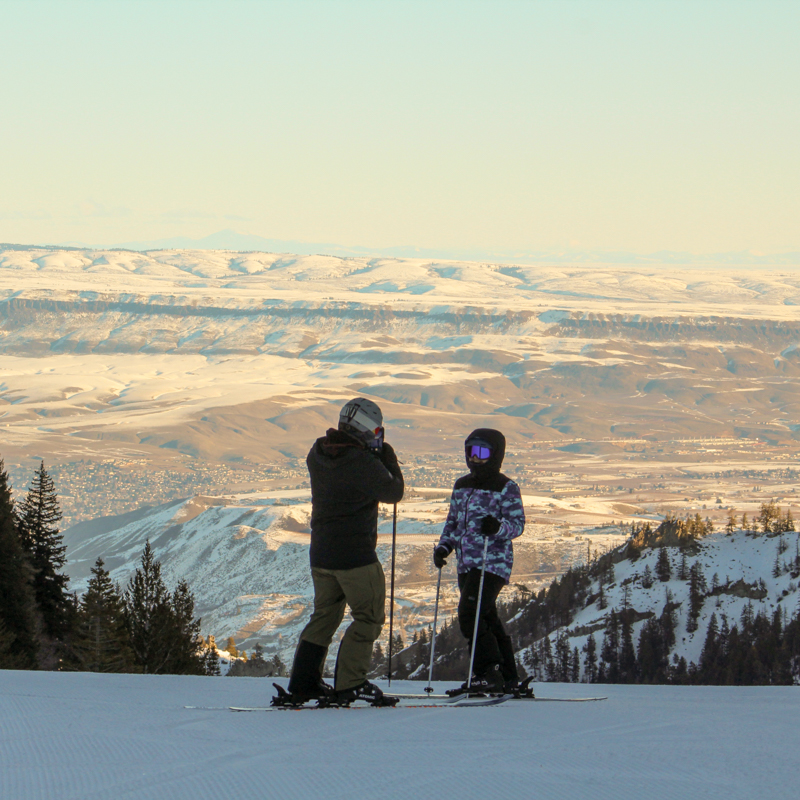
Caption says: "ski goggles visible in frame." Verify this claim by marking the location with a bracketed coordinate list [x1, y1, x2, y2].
[466, 442, 493, 460]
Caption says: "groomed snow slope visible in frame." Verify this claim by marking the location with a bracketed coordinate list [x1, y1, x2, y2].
[1, 670, 798, 800]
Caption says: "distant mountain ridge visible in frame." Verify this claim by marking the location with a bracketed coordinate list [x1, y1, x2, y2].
[4, 234, 799, 266]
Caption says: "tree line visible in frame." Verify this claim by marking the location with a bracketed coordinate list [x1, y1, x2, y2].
[518, 514, 800, 685]
[0, 458, 216, 674]
[528, 597, 800, 685]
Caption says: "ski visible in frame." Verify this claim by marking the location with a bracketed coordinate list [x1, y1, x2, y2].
[394, 678, 606, 703]
[523, 696, 608, 702]
[393, 693, 607, 702]
[228, 694, 512, 712]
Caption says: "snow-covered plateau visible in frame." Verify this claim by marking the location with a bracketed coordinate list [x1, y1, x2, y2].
[3, 247, 800, 530]
[2, 670, 798, 800]
[5, 246, 800, 663]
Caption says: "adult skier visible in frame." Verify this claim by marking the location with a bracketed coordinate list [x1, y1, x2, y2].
[278, 398, 404, 707]
[433, 428, 525, 694]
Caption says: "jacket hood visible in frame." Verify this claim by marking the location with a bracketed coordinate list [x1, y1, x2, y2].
[315, 428, 366, 462]
[464, 428, 506, 480]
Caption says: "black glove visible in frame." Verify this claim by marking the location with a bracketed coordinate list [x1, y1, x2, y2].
[378, 440, 398, 468]
[379, 440, 395, 460]
[480, 516, 501, 537]
[433, 545, 450, 569]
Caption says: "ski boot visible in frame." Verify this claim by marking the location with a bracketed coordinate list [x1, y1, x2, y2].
[446, 664, 505, 697]
[270, 681, 334, 708]
[323, 680, 398, 708]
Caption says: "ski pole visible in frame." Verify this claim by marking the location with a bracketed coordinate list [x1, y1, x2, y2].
[466, 535, 490, 689]
[424, 566, 443, 694]
[386, 502, 398, 686]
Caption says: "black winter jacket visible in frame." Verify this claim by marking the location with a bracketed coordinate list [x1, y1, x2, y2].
[307, 429, 404, 570]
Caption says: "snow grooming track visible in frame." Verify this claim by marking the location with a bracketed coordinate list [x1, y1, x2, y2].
[7, 673, 800, 800]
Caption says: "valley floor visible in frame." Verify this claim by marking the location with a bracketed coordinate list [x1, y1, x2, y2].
[1, 671, 797, 800]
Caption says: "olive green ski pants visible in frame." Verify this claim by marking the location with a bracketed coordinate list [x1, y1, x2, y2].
[298, 560, 386, 691]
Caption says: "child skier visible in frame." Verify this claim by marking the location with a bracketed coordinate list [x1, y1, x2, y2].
[433, 428, 526, 694]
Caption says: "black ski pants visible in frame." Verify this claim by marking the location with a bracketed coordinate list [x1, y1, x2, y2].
[457, 568, 518, 682]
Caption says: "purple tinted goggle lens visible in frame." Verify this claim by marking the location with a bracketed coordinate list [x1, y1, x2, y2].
[468, 444, 492, 459]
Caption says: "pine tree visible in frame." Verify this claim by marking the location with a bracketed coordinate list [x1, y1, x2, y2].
[582, 634, 598, 683]
[661, 589, 677, 650]
[687, 562, 706, 634]
[269, 653, 286, 677]
[570, 646, 581, 683]
[68, 558, 134, 673]
[795, 539, 800, 573]
[0, 615, 19, 668]
[124, 541, 174, 674]
[392, 632, 403, 656]
[725, 509, 737, 534]
[225, 636, 239, 657]
[600, 609, 620, 683]
[677, 552, 689, 581]
[641, 565, 654, 589]
[758, 501, 779, 534]
[698, 613, 721, 681]
[554, 630, 571, 681]
[123, 544, 205, 675]
[203, 645, 221, 676]
[164, 580, 204, 675]
[17, 462, 72, 654]
[773, 549, 783, 579]
[0, 460, 39, 668]
[618, 613, 637, 682]
[655, 547, 671, 582]
[636, 616, 668, 683]
[541, 635, 554, 681]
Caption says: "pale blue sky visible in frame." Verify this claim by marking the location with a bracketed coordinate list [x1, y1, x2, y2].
[1, 0, 798, 256]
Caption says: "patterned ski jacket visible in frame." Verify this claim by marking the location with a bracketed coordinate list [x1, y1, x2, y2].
[436, 428, 525, 583]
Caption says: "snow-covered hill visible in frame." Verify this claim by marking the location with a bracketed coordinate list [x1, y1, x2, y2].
[64, 489, 626, 666]
[524, 526, 800, 679]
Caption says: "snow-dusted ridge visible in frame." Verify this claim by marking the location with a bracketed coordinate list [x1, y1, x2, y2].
[64, 489, 627, 664]
[527, 527, 800, 678]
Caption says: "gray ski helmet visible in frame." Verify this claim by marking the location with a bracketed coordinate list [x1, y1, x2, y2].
[339, 397, 383, 442]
